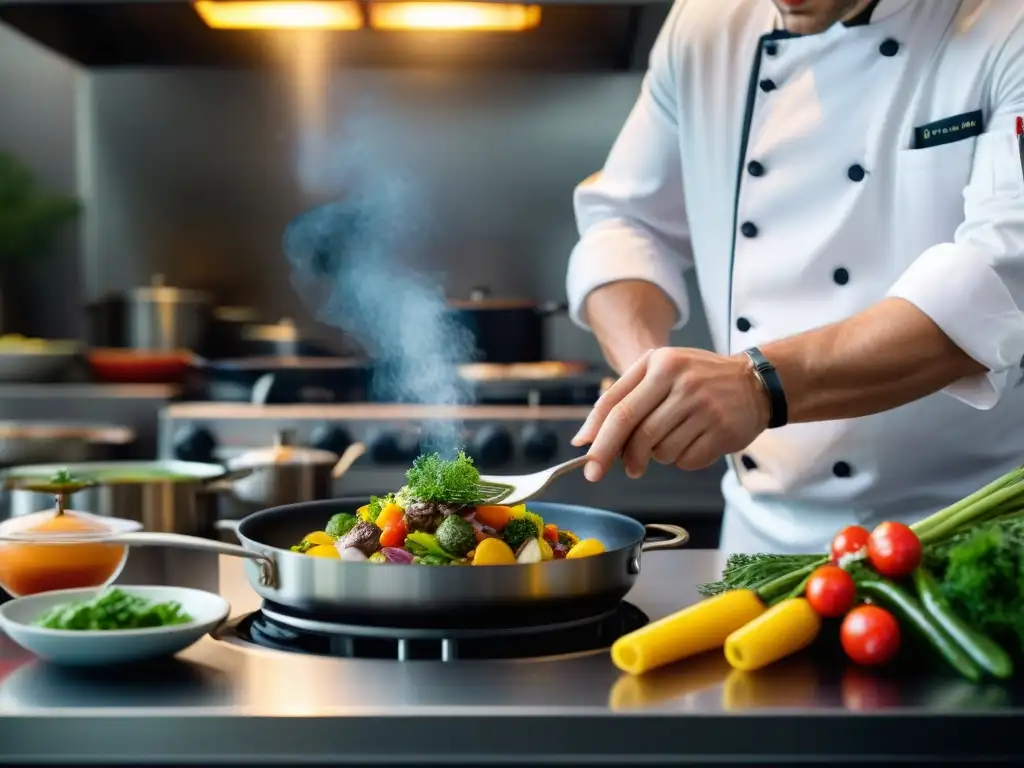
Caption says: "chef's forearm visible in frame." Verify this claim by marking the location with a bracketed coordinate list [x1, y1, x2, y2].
[585, 280, 677, 374]
[759, 297, 988, 423]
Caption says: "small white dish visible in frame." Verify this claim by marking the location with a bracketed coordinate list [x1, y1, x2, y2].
[0, 586, 230, 667]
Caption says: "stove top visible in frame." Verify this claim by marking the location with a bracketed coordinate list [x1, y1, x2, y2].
[182, 359, 610, 406]
[236, 600, 648, 662]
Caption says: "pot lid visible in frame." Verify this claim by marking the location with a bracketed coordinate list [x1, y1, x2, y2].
[228, 430, 338, 469]
[0, 509, 142, 540]
[128, 274, 209, 304]
[1, 460, 227, 488]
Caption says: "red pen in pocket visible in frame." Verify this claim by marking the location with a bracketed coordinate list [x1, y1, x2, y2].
[1017, 116, 1024, 182]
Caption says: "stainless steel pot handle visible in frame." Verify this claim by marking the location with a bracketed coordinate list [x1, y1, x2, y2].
[115, 531, 277, 587]
[215, 519, 240, 535]
[201, 468, 256, 492]
[0, 530, 278, 589]
[641, 524, 689, 551]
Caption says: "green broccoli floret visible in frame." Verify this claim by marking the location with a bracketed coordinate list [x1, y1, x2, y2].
[503, 517, 539, 552]
[435, 515, 476, 557]
[291, 540, 314, 554]
[403, 450, 481, 503]
[325, 513, 358, 538]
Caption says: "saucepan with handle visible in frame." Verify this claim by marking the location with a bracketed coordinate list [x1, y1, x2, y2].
[0, 499, 688, 624]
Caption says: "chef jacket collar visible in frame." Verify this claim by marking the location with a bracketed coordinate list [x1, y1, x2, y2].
[770, 0, 916, 35]
[843, 0, 880, 27]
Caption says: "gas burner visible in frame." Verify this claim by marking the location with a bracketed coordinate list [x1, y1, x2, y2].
[235, 601, 648, 662]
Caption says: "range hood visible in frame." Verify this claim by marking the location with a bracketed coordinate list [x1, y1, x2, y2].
[0, 0, 670, 70]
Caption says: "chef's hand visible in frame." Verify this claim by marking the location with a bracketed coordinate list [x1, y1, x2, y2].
[571, 348, 770, 481]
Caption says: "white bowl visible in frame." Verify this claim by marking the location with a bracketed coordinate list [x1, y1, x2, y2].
[0, 586, 230, 667]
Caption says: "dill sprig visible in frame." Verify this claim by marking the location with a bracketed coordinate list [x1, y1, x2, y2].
[402, 450, 482, 503]
[698, 553, 825, 600]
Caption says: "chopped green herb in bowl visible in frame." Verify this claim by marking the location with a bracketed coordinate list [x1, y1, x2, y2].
[34, 588, 194, 631]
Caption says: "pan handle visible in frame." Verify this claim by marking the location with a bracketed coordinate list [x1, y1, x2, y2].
[641, 524, 689, 551]
[116, 531, 276, 587]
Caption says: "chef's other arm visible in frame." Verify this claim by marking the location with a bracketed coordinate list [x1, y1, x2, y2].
[575, 30, 1024, 482]
[566, 1, 692, 376]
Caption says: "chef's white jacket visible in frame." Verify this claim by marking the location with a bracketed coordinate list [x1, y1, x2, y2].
[567, 0, 1024, 554]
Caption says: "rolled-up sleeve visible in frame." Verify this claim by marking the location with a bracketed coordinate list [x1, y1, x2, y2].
[888, 23, 1024, 409]
[566, 1, 693, 330]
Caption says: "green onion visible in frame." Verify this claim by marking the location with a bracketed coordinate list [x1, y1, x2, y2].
[912, 466, 1024, 541]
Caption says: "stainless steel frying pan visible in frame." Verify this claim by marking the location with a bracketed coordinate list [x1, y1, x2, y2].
[3, 499, 688, 623]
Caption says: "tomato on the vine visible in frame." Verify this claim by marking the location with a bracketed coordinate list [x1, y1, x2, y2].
[805, 565, 857, 618]
[831, 525, 869, 562]
[840, 605, 901, 666]
[866, 521, 922, 579]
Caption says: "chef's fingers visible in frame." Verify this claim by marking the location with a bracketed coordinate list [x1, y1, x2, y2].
[675, 430, 720, 472]
[650, 410, 712, 467]
[621, 392, 694, 479]
[572, 351, 652, 447]
[583, 373, 675, 481]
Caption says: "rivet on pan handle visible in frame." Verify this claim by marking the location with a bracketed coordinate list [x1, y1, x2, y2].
[641, 524, 690, 551]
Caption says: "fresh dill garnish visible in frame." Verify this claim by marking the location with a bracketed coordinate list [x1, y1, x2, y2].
[402, 451, 481, 503]
[697, 553, 825, 598]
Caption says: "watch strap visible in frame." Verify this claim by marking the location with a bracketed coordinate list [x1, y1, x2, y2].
[744, 347, 788, 429]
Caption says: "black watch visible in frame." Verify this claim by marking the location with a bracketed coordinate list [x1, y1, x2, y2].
[744, 347, 788, 429]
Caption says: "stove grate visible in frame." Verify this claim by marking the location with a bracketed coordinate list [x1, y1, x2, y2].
[236, 602, 648, 662]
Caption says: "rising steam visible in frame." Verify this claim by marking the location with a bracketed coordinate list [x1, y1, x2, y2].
[281, 36, 477, 457]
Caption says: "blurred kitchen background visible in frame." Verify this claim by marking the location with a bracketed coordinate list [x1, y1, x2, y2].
[0, 0, 724, 545]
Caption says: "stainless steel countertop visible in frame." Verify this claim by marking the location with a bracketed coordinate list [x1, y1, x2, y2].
[0, 549, 1021, 764]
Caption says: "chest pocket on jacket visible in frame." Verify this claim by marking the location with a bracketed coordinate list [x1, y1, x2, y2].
[893, 138, 976, 262]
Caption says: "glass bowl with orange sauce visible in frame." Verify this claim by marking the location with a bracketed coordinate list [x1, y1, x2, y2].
[0, 508, 142, 598]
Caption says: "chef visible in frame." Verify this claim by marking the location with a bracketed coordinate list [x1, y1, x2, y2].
[566, 0, 1024, 554]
